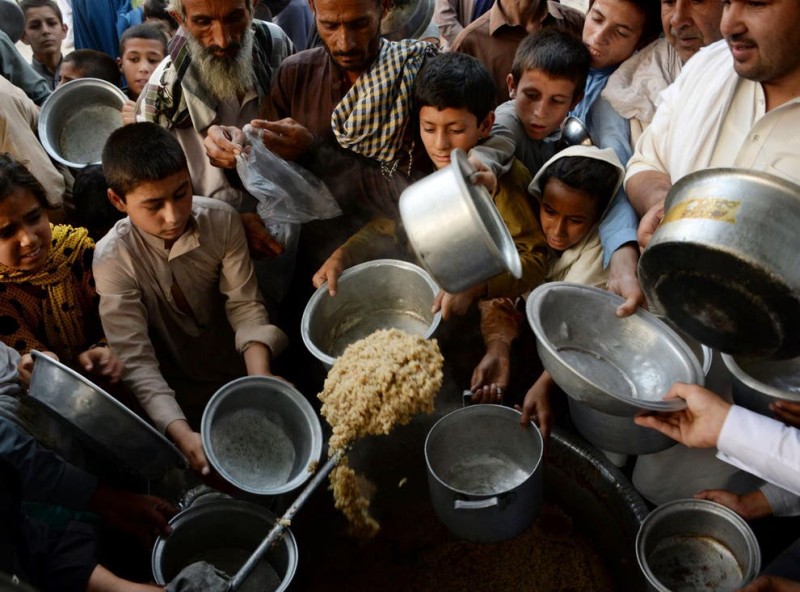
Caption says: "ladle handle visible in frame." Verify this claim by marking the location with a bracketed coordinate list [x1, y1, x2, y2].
[228, 448, 346, 591]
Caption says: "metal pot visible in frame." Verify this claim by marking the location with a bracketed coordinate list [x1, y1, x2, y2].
[152, 498, 298, 591]
[38, 78, 127, 169]
[722, 354, 800, 416]
[301, 259, 441, 368]
[201, 376, 323, 496]
[636, 499, 760, 592]
[27, 350, 185, 481]
[424, 404, 544, 543]
[561, 116, 594, 147]
[639, 167, 800, 359]
[381, 0, 434, 40]
[399, 148, 522, 293]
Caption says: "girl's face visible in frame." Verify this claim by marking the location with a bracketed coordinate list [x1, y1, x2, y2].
[539, 178, 600, 252]
[0, 187, 51, 271]
[583, 0, 646, 69]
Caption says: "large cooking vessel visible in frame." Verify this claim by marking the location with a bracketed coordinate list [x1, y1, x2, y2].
[399, 148, 522, 293]
[639, 168, 800, 359]
[722, 353, 800, 416]
[152, 498, 298, 591]
[27, 350, 185, 481]
[425, 404, 543, 543]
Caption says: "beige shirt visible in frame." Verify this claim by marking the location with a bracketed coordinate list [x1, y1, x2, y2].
[0, 75, 65, 207]
[93, 196, 288, 433]
[626, 41, 800, 188]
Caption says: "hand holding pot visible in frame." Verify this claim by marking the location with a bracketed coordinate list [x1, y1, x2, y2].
[738, 575, 800, 592]
[432, 284, 486, 320]
[519, 371, 554, 442]
[313, 246, 352, 296]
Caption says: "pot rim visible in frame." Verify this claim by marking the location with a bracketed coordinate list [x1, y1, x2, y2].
[300, 258, 442, 366]
[424, 404, 543, 498]
[721, 354, 800, 403]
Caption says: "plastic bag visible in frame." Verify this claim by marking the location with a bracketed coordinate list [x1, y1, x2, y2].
[236, 124, 342, 245]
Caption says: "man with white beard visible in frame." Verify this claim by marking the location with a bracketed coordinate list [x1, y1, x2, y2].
[138, 0, 293, 260]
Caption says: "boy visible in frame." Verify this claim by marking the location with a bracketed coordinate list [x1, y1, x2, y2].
[94, 122, 288, 476]
[312, 53, 549, 318]
[58, 48, 120, 86]
[20, 0, 68, 90]
[143, 0, 178, 41]
[118, 23, 167, 101]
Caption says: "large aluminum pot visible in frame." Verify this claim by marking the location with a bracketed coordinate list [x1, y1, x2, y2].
[27, 350, 185, 481]
[152, 498, 298, 591]
[722, 354, 800, 417]
[639, 168, 800, 359]
[381, 0, 434, 40]
[636, 499, 760, 591]
[527, 282, 704, 417]
[301, 259, 441, 368]
[38, 78, 126, 168]
[425, 404, 544, 543]
[399, 148, 522, 293]
[201, 376, 323, 496]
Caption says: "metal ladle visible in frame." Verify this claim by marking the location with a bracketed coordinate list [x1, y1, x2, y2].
[561, 116, 594, 147]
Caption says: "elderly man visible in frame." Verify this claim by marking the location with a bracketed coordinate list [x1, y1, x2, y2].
[138, 0, 292, 260]
[452, 0, 583, 106]
[602, 0, 723, 143]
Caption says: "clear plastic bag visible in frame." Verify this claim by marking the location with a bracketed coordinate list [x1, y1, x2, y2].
[236, 124, 342, 245]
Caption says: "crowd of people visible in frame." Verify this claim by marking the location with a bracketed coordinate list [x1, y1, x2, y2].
[0, 0, 799, 589]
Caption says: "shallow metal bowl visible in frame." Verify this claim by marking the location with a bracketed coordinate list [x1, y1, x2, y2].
[27, 350, 185, 481]
[722, 354, 800, 416]
[38, 78, 126, 168]
[399, 148, 522, 293]
[201, 376, 322, 496]
[152, 498, 298, 591]
[381, 0, 434, 40]
[636, 499, 761, 591]
[527, 282, 704, 416]
[301, 259, 441, 368]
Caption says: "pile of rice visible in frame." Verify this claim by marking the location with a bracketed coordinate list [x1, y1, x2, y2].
[319, 328, 444, 537]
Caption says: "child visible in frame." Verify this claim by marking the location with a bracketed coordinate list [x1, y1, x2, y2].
[57, 49, 119, 86]
[143, 0, 179, 41]
[94, 122, 288, 476]
[0, 154, 123, 384]
[117, 23, 167, 124]
[20, 0, 68, 90]
[312, 52, 549, 319]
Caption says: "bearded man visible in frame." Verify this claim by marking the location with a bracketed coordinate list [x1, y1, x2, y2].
[138, 0, 293, 259]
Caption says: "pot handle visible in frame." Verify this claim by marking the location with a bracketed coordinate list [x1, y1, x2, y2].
[462, 390, 474, 407]
[454, 497, 499, 511]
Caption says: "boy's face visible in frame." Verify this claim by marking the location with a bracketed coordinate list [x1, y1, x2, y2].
[22, 6, 67, 58]
[108, 170, 193, 246]
[583, 0, 645, 69]
[118, 38, 166, 99]
[418, 106, 494, 169]
[506, 69, 579, 141]
[539, 177, 601, 251]
[57, 61, 83, 86]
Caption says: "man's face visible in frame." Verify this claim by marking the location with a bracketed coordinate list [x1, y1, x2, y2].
[108, 171, 194, 246]
[721, 0, 800, 86]
[22, 6, 67, 58]
[506, 69, 579, 141]
[661, 0, 723, 63]
[174, 0, 253, 57]
[311, 0, 385, 73]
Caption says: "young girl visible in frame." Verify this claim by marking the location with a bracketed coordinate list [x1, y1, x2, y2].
[0, 154, 122, 383]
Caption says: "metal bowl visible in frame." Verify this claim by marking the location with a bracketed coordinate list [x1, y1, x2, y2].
[526, 282, 705, 416]
[636, 499, 761, 591]
[639, 167, 800, 359]
[152, 498, 298, 591]
[399, 148, 522, 293]
[381, 0, 434, 40]
[722, 354, 800, 416]
[201, 376, 323, 496]
[561, 116, 594, 147]
[38, 78, 126, 169]
[0, 0, 25, 43]
[301, 259, 441, 368]
[27, 350, 185, 481]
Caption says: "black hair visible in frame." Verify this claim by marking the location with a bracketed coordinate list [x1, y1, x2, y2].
[72, 165, 124, 241]
[19, 0, 63, 23]
[511, 29, 590, 101]
[538, 155, 620, 213]
[61, 49, 120, 85]
[0, 154, 51, 209]
[588, 0, 661, 49]
[102, 122, 188, 201]
[119, 23, 169, 57]
[143, 0, 179, 31]
[413, 52, 496, 124]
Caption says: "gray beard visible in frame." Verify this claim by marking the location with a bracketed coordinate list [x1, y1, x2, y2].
[186, 26, 255, 102]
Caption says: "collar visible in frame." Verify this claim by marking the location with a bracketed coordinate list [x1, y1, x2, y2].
[135, 214, 200, 260]
[489, 0, 547, 35]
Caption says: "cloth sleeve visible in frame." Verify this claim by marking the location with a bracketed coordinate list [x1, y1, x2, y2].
[717, 405, 800, 497]
[479, 298, 521, 346]
[760, 483, 800, 517]
[0, 33, 51, 106]
[469, 101, 520, 177]
[434, 0, 465, 47]
[340, 217, 402, 263]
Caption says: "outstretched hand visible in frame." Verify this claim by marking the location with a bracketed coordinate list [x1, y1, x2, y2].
[90, 485, 176, 547]
[78, 346, 124, 383]
[607, 244, 646, 317]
